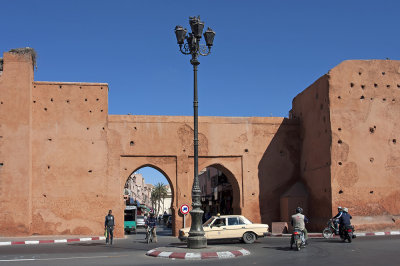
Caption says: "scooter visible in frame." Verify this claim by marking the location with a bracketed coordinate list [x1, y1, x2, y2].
[290, 229, 306, 251]
[340, 225, 354, 243]
[322, 219, 339, 239]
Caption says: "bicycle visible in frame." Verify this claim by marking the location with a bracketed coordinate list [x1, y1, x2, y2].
[145, 226, 155, 244]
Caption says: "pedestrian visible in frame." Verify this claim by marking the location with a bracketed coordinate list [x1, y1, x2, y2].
[104, 209, 115, 245]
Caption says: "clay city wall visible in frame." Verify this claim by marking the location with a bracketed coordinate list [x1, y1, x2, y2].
[328, 60, 400, 231]
[0, 50, 300, 237]
[107, 115, 300, 236]
[291, 75, 333, 231]
[1, 49, 399, 237]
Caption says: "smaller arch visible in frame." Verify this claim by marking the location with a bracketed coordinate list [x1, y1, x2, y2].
[199, 163, 241, 217]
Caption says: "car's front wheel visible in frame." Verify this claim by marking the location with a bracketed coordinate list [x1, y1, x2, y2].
[243, 232, 256, 244]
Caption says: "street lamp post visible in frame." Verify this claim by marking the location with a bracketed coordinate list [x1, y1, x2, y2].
[174, 16, 215, 249]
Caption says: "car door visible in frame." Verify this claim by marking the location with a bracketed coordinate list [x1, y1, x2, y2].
[226, 217, 245, 238]
[206, 217, 227, 239]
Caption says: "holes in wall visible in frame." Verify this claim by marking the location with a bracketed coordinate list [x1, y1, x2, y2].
[360, 95, 365, 100]
[361, 85, 365, 89]
[244, 148, 249, 153]
[130, 141, 135, 146]
[387, 85, 390, 88]
[0, 101, 3, 104]
[0, 162, 3, 167]
[358, 72, 362, 75]
[374, 83, 378, 88]
[44, 107, 47, 111]
[369, 126, 376, 133]
[47, 165, 50, 169]
[86, 127, 89, 130]
[33, 100, 36, 103]
[370, 157, 374, 163]
[88, 170, 92, 173]
[382, 72, 385, 75]
[350, 83, 354, 87]
[59, 85, 62, 89]
[339, 190, 343, 194]
[383, 98, 387, 102]
[66, 99, 70, 103]
[100, 109, 103, 112]
[370, 97, 373, 100]
[393, 139, 396, 144]
[92, 141, 94, 144]
[43, 194, 47, 197]
[338, 162, 342, 165]
[101, 87, 103, 90]
[370, 191, 374, 194]
[34, 85, 36, 88]
[50, 98, 53, 102]
[338, 139, 343, 144]
[89, 110, 92, 113]
[79, 86, 82, 89]
[338, 127, 342, 131]
[85, 98, 88, 102]
[96, 98, 99, 101]
[392, 99, 396, 102]
[338, 96, 341, 99]
[48, 138, 52, 141]
[397, 84, 400, 88]
[102, 127, 105, 130]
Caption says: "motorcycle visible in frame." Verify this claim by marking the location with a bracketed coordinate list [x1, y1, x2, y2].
[290, 229, 306, 251]
[340, 225, 354, 243]
[322, 219, 339, 239]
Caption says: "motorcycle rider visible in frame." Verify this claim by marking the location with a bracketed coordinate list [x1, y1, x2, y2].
[332, 206, 343, 234]
[145, 212, 158, 243]
[338, 207, 352, 236]
[291, 207, 309, 244]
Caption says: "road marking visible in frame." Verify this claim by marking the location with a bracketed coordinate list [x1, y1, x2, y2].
[25, 241, 40, 245]
[0, 242, 11, 246]
[375, 232, 385, 236]
[0, 254, 129, 262]
[79, 238, 92, 241]
[54, 239, 67, 243]
[390, 231, 400, 235]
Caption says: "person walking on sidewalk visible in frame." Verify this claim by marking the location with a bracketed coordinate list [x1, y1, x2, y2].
[105, 210, 115, 245]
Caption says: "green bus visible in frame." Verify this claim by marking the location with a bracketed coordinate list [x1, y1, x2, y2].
[124, 205, 137, 234]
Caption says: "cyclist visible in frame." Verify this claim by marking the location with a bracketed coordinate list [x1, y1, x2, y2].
[145, 212, 157, 243]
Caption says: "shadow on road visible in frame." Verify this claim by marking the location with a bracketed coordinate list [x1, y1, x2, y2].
[263, 246, 300, 252]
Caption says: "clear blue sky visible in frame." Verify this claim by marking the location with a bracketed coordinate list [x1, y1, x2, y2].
[2, 0, 399, 184]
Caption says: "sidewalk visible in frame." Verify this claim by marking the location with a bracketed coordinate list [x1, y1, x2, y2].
[267, 230, 400, 238]
[0, 235, 106, 246]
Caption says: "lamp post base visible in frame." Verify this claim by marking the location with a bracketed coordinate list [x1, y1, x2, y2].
[187, 235, 207, 249]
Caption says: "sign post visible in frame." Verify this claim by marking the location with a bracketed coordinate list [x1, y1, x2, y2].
[180, 204, 190, 228]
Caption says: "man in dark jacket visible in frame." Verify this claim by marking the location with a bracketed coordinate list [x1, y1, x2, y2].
[338, 207, 352, 236]
[105, 210, 115, 245]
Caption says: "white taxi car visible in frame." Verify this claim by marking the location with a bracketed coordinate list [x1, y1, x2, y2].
[179, 215, 269, 244]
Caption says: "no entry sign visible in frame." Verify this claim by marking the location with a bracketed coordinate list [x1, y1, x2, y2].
[180, 204, 190, 215]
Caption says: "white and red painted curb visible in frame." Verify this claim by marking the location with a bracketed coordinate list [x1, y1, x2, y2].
[267, 231, 400, 238]
[146, 248, 250, 260]
[0, 236, 105, 246]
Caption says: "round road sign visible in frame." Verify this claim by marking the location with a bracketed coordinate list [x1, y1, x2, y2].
[180, 204, 190, 215]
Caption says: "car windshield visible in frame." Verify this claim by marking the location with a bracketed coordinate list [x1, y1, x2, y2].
[203, 217, 215, 227]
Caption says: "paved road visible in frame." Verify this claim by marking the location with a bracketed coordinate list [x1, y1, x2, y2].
[0, 226, 399, 266]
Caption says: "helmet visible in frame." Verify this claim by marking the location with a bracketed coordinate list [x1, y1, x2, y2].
[338, 206, 342, 211]
[296, 207, 303, 214]
[342, 207, 348, 213]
